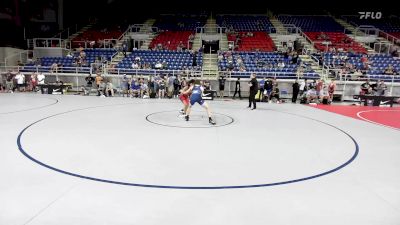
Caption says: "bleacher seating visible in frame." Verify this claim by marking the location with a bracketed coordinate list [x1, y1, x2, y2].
[153, 14, 207, 31]
[149, 31, 193, 51]
[322, 52, 400, 81]
[116, 50, 203, 71]
[218, 51, 319, 79]
[216, 15, 274, 32]
[305, 32, 367, 53]
[22, 49, 117, 73]
[277, 15, 344, 32]
[228, 32, 275, 52]
[342, 15, 400, 33]
[71, 26, 123, 48]
[342, 15, 400, 40]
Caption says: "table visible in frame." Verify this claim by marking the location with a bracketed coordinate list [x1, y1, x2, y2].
[353, 95, 399, 107]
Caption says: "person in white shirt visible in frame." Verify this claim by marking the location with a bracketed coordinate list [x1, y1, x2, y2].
[37, 73, 45, 85]
[15, 73, 25, 92]
[154, 61, 162, 69]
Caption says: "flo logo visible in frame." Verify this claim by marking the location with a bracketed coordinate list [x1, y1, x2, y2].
[358, 12, 382, 19]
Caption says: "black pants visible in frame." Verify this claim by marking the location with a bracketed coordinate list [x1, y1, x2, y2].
[270, 93, 280, 101]
[249, 91, 257, 108]
[233, 88, 241, 99]
[292, 91, 299, 103]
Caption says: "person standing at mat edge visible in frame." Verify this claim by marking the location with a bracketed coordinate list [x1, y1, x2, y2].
[233, 77, 242, 100]
[248, 74, 258, 110]
[292, 79, 300, 103]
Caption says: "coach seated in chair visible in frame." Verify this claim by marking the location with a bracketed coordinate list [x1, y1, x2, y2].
[360, 80, 372, 95]
[269, 85, 281, 103]
[306, 87, 318, 104]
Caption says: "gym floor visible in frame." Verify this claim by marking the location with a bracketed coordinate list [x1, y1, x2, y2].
[1, 93, 399, 225]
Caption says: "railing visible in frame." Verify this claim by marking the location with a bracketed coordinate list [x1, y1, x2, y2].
[0, 66, 200, 76]
[373, 42, 393, 54]
[51, 24, 81, 40]
[31, 38, 70, 49]
[269, 24, 300, 35]
[217, 70, 320, 79]
[129, 24, 158, 33]
[353, 25, 379, 37]
[378, 30, 400, 46]
[71, 39, 118, 49]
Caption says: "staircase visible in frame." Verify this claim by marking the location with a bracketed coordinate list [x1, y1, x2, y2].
[202, 53, 218, 78]
[68, 24, 93, 40]
[333, 18, 376, 54]
[140, 19, 157, 50]
[204, 18, 217, 33]
[269, 17, 287, 51]
[192, 33, 202, 51]
[199, 17, 221, 78]
[220, 34, 229, 51]
[299, 54, 325, 79]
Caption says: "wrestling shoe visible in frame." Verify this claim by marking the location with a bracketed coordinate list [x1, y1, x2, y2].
[209, 117, 216, 125]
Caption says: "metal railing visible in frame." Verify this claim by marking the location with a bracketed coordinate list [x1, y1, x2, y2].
[217, 70, 320, 79]
[51, 24, 81, 40]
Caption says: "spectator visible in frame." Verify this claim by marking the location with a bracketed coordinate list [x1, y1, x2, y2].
[5, 71, 15, 93]
[14, 72, 25, 92]
[277, 60, 285, 68]
[270, 84, 281, 103]
[259, 77, 266, 102]
[130, 79, 141, 98]
[264, 78, 274, 102]
[121, 75, 130, 97]
[50, 62, 58, 73]
[132, 62, 139, 69]
[232, 77, 242, 100]
[95, 73, 103, 96]
[140, 80, 149, 98]
[158, 77, 166, 98]
[376, 80, 387, 96]
[360, 80, 371, 95]
[167, 75, 175, 98]
[155, 61, 163, 69]
[384, 64, 395, 75]
[306, 86, 318, 103]
[105, 79, 114, 97]
[83, 74, 95, 95]
[316, 79, 324, 100]
[218, 75, 226, 98]
[98, 80, 107, 97]
[173, 75, 181, 98]
[292, 79, 300, 103]
[288, 40, 294, 52]
[328, 79, 336, 102]
[299, 78, 307, 96]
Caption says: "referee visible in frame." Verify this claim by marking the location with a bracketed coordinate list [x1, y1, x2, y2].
[248, 74, 258, 110]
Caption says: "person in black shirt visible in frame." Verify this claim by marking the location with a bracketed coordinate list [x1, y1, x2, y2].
[360, 80, 371, 95]
[292, 79, 300, 103]
[248, 74, 258, 110]
[83, 74, 95, 95]
[233, 77, 242, 100]
[270, 84, 281, 103]
[264, 78, 273, 102]
[218, 75, 226, 98]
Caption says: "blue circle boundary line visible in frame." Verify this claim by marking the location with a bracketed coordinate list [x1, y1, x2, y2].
[17, 103, 359, 190]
